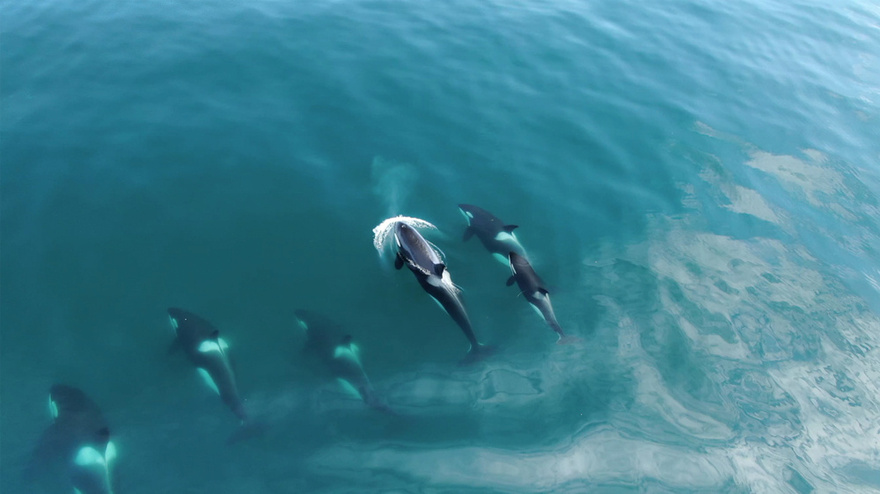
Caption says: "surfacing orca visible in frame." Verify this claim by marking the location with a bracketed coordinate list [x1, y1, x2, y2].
[167, 307, 249, 422]
[27, 384, 118, 494]
[294, 309, 392, 413]
[393, 221, 492, 360]
[507, 252, 577, 344]
[458, 204, 526, 264]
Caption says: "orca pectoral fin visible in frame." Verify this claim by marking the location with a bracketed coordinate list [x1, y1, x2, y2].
[394, 253, 404, 270]
[539, 287, 550, 295]
[463, 227, 475, 242]
[435, 263, 446, 276]
[506, 276, 516, 287]
[503, 225, 518, 233]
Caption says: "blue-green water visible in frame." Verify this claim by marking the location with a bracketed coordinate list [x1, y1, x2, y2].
[2, 0, 880, 492]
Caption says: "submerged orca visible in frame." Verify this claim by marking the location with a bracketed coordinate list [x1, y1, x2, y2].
[507, 252, 576, 344]
[294, 309, 391, 413]
[393, 221, 490, 359]
[458, 204, 526, 264]
[167, 308, 248, 422]
[28, 385, 118, 494]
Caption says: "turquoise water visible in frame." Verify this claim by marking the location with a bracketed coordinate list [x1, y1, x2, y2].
[2, 0, 880, 491]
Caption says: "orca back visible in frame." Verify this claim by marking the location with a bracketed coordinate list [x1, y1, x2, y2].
[394, 222, 443, 275]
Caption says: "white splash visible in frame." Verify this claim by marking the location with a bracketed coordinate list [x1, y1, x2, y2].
[372, 215, 437, 255]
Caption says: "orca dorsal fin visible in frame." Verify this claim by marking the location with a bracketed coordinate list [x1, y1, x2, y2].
[503, 225, 518, 233]
[394, 252, 404, 270]
[506, 276, 516, 286]
[463, 227, 475, 242]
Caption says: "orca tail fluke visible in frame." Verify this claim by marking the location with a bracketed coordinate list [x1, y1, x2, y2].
[226, 418, 269, 445]
[548, 320, 576, 345]
[368, 399, 399, 417]
[459, 343, 499, 365]
[556, 335, 582, 345]
[361, 388, 398, 416]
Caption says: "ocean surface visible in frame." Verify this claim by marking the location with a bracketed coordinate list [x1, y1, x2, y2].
[2, 0, 880, 492]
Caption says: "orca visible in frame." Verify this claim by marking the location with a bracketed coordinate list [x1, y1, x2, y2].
[393, 221, 491, 359]
[458, 204, 526, 264]
[294, 309, 392, 413]
[167, 307, 248, 422]
[507, 252, 576, 344]
[27, 385, 118, 494]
